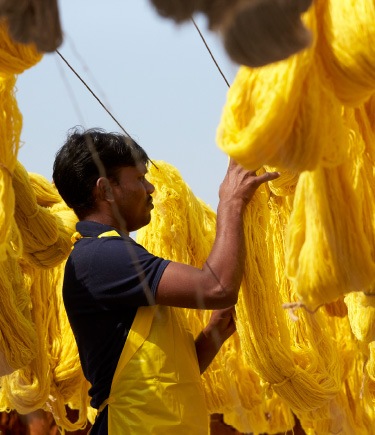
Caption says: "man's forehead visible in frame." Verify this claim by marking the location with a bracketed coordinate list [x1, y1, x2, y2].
[118, 162, 147, 174]
[136, 161, 148, 173]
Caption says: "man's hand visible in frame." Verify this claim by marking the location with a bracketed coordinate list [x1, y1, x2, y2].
[195, 307, 236, 374]
[219, 158, 280, 209]
[204, 306, 237, 348]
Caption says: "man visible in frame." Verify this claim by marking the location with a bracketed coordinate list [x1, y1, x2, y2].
[52, 127, 279, 434]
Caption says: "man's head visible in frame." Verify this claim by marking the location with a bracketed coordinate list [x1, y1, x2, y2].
[53, 127, 154, 231]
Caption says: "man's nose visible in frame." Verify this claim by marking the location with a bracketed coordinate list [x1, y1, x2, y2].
[147, 180, 155, 194]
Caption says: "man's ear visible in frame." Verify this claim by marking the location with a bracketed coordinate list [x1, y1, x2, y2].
[96, 177, 114, 201]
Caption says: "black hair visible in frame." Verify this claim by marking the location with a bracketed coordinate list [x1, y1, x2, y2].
[53, 127, 150, 219]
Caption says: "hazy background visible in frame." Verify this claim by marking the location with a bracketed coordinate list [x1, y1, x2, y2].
[16, 0, 239, 210]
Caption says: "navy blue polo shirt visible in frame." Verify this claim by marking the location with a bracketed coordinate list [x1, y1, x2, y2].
[62, 221, 170, 420]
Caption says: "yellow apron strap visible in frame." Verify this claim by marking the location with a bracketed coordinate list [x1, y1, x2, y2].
[71, 231, 83, 245]
[111, 306, 155, 386]
[97, 306, 156, 415]
[97, 230, 121, 238]
[71, 229, 121, 248]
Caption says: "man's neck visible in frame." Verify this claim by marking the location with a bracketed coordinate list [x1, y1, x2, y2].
[82, 213, 129, 235]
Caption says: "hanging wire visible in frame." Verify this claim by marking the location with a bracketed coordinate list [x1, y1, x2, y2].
[191, 17, 231, 88]
[55, 49, 131, 137]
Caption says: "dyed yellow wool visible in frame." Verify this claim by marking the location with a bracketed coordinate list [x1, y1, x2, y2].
[298, 315, 374, 434]
[0, 80, 37, 375]
[237, 188, 342, 414]
[216, 9, 316, 171]
[364, 342, 375, 406]
[0, 248, 37, 375]
[137, 161, 371, 432]
[0, 21, 43, 374]
[0, 20, 42, 75]
[13, 162, 76, 268]
[0, 261, 92, 432]
[318, 0, 375, 106]
[1, 170, 92, 433]
[0, 20, 42, 262]
[286, 106, 375, 309]
[345, 292, 375, 344]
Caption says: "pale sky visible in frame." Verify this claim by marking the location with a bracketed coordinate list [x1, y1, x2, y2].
[16, 0, 239, 210]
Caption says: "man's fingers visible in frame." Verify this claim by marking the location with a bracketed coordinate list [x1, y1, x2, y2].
[255, 171, 281, 185]
[215, 306, 235, 318]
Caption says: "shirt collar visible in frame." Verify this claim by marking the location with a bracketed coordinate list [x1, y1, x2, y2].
[76, 221, 123, 238]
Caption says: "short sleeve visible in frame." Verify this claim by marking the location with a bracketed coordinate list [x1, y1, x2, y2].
[70, 236, 170, 309]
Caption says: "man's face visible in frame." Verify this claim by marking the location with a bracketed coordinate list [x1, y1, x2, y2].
[109, 163, 155, 233]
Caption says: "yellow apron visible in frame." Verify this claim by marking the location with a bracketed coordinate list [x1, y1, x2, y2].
[73, 230, 209, 434]
[102, 305, 209, 434]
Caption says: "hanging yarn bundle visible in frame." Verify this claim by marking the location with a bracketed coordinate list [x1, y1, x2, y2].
[0, 73, 22, 263]
[12, 162, 76, 268]
[318, 0, 375, 106]
[285, 107, 375, 310]
[0, 0, 62, 53]
[305, 314, 375, 435]
[0, 244, 37, 376]
[0, 20, 42, 75]
[0, 20, 42, 375]
[215, 0, 375, 309]
[149, 0, 313, 67]
[216, 6, 316, 171]
[1, 170, 91, 432]
[1, 262, 53, 415]
[135, 160, 374, 432]
[0, 261, 91, 432]
[236, 185, 342, 415]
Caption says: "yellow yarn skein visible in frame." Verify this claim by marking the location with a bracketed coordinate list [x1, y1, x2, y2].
[0, 74, 22, 263]
[12, 162, 76, 268]
[0, 247, 37, 375]
[0, 19, 42, 263]
[1, 263, 53, 414]
[0, 51, 39, 375]
[236, 186, 342, 414]
[318, 0, 375, 106]
[0, 20, 42, 75]
[1, 170, 90, 432]
[297, 314, 373, 434]
[286, 107, 375, 309]
[216, 8, 316, 171]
